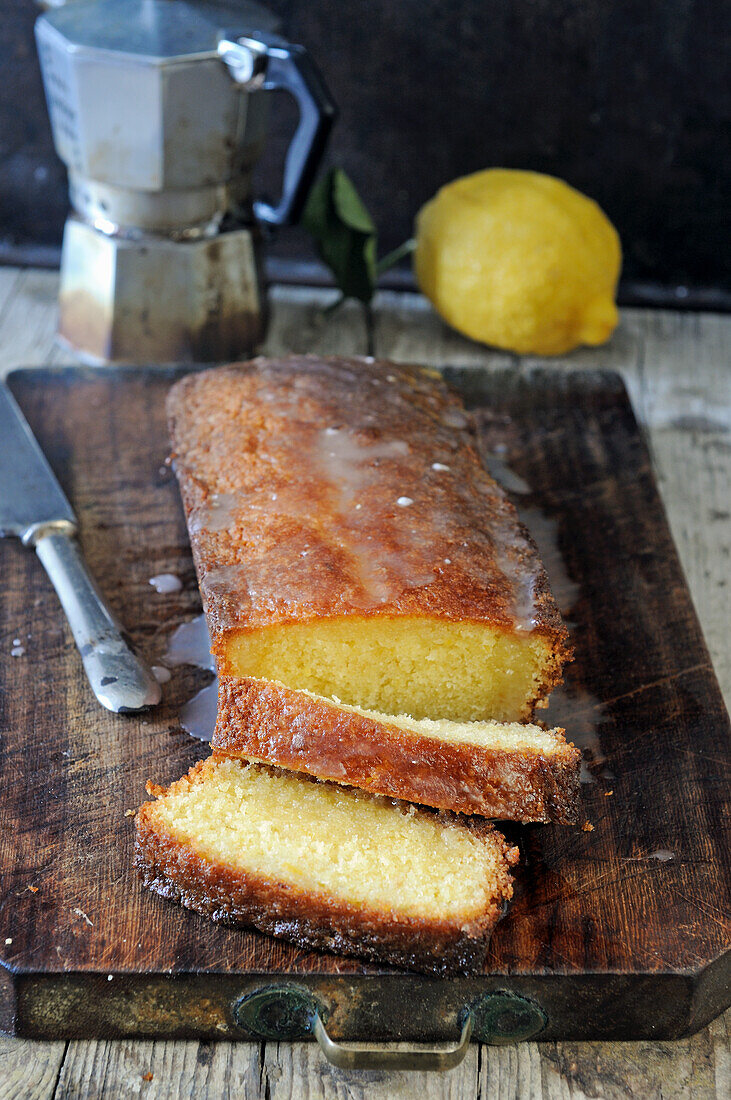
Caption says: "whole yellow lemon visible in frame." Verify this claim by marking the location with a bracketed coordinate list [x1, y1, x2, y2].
[414, 169, 621, 355]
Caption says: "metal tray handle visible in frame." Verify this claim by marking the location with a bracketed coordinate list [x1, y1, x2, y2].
[313, 1011, 473, 1071]
[233, 986, 546, 1071]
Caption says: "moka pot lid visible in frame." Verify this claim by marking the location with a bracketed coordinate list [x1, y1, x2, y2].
[38, 0, 280, 63]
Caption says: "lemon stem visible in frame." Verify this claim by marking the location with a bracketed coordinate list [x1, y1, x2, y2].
[376, 238, 416, 276]
[364, 302, 375, 356]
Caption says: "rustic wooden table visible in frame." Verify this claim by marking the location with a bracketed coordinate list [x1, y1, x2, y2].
[0, 266, 728, 1099]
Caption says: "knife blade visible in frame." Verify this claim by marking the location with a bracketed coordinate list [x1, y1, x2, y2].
[0, 383, 161, 713]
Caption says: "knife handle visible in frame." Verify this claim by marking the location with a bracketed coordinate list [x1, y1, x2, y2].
[34, 532, 161, 713]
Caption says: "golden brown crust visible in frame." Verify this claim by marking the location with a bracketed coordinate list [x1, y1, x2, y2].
[166, 357, 571, 689]
[213, 676, 581, 823]
[134, 759, 518, 976]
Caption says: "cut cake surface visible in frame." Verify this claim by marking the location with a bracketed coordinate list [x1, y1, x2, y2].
[213, 676, 581, 822]
[134, 756, 518, 975]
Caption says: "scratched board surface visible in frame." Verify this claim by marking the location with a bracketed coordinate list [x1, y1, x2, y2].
[0, 365, 728, 1042]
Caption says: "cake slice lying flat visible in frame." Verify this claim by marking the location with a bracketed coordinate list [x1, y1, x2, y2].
[214, 676, 581, 823]
[167, 356, 571, 723]
[135, 756, 518, 975]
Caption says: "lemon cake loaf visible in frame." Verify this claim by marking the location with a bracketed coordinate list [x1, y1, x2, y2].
[167, 357, 571, 723]
[134, 756, 518, 974]
[213, 676, 581, 822]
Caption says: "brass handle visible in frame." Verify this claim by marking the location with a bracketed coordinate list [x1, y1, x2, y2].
[232, 986, 546, 1069]
[313, 1011, 473, 1072]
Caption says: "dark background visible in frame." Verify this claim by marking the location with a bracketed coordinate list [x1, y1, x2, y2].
[1, 0, 729, 303]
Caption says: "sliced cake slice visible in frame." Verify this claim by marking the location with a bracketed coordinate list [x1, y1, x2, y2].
[167, 356, 572, 724]
[213, 676, 581, 823]
[134, 756, 518, 976]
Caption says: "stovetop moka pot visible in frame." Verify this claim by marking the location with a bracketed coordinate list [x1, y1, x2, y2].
[36, 0, 336, 363]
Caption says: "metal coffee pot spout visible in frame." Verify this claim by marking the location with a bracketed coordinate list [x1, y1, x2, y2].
[35, 1, 336, 364]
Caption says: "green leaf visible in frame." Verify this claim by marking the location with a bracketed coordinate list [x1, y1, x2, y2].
[302, 168, 377, 304]
[332, 170, 376, 235]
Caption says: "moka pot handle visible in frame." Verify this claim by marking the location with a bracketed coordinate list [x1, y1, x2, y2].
[218, 31, 337, 226]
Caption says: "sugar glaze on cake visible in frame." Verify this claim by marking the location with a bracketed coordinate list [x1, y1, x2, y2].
[167, 356, 571, 722]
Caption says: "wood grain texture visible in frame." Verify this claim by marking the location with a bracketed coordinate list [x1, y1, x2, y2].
[0, 270, 727, 1096]
[0, 1037, 66, 1099]
[12, 1010, 727, 1100]
[52, 1038, 265, 1100]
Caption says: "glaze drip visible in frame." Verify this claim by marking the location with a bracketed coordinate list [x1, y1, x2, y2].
[172, 358, 550, 634]
[163, 614, 215, 671]
[163, 615, 218, 741]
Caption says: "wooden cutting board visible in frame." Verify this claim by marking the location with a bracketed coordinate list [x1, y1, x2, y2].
[0, 365, 728, 1044]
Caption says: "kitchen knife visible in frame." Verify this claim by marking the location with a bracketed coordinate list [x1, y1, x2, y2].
[0, 382, 161, 713]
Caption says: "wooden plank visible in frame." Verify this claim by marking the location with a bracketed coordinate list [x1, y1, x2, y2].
[262, 1041, 479, 1100]
[52, 1039, 265, 1099]
[533, 1009, 730, 1100]
[264, 285, 380, 358]
[0, 1036, 66, 1100]
[634, 310, 730, 430]
[265, 288, 509, 368]
[630, 310, 730, 710]
[0, 268, 60, 376]
[46, 1008, 730, 1099]
[55, 1039, 476, 1099]
[651, 428, 730, 708]
[0, 268, 24, 328]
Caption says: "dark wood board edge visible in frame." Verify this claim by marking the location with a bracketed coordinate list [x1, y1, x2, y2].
[2, 961, 728, 1042]
[5, 362, 629, 394]
[0, 965, 16, 1036]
